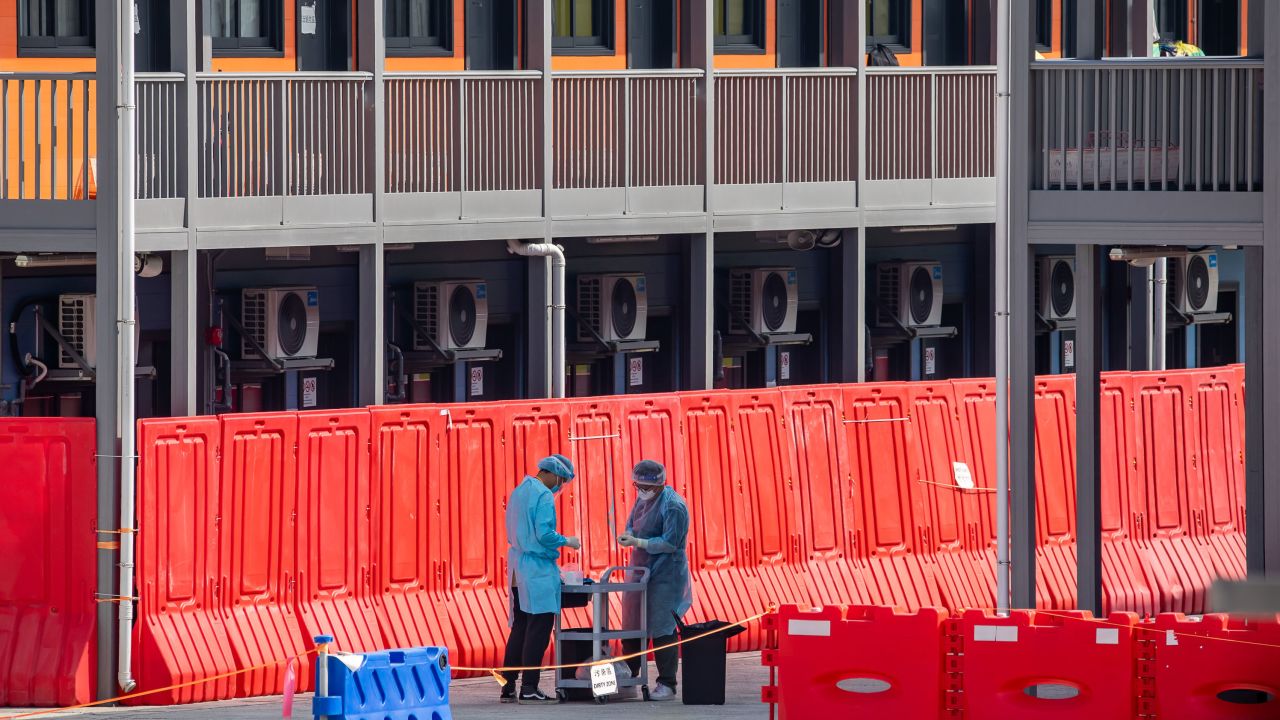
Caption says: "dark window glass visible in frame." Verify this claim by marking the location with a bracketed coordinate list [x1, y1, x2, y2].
[211, 0, 283, 54]
[714, 0, 765, 52]
[553, 0, 611, 52]
[866, 0, 910, 50]
[387, 0, 452, 55]
[19, 0, 94, 55]
[1155, 0, 1187, 42]
[1035, 0, 1053, 51]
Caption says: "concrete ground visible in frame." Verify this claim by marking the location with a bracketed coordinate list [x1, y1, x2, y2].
[0, 652, 770, 720]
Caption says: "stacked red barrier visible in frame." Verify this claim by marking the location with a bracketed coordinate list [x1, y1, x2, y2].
[763, 604, 1280, 720]
[0, 419, 97, 708]
[115, 365, 1252, 705]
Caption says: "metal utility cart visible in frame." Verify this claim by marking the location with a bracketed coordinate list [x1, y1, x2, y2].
[554, 566, 650, 703]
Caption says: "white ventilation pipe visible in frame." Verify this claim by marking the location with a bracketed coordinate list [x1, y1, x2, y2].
[506, 239, 565, 398]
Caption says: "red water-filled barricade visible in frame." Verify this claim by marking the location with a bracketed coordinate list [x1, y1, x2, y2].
[0, 419, 97, 708]
[100, 365, 1250, 706]
[958, 609, 1140, 719]
[1146, 613, 1280, 719]
[763, 604, 949, 720]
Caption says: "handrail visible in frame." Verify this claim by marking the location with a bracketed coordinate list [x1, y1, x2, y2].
[196, 71, 375, 80]
[865, 65, 997, 74]
[553, 68, 705, 79]
[0, 71, 95, 80]
[384, 69, 543, 80]
[716, 66, 857, 77]
[1033, 57, 1264, 69]
[136, 72, 184, 81]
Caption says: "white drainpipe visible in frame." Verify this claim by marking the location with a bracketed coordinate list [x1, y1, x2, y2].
[506, 239, 566, 398]
[117, 0, 138, 693]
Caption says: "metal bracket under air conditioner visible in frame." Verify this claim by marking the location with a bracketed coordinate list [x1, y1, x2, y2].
[221, 304, 335, 378]
[564, 305, 660, 361]
[392, 301, 502, 370]
[33, 310, 155, 383]
[1165, 303, 1233, 328]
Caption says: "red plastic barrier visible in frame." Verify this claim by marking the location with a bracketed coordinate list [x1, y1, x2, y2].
[367, 406, 456, 659]
[218, 413, 308, 696]
[840, 383, 942, 611]
[958, 609, 1140, 719]
[762, 604, 949, 719]
[0, 419, 97, 707]
[131, 417, 235, 705]
[438, 403, 516, 671]
[1132, 373, 1217, 612]
[1185, 369, 1248, 581]
[730, 391, 811, 623]
[951, 378, 1001, 604]
[903, 381, 992, 612]
[1147, 613, 1280, 719]
[294, 411, 385, 679]
[780, 387, 876, 607]
[1034, 377, 1079, 610]
[1097, 373, 1156, 617]
[679, 393, 768, 651]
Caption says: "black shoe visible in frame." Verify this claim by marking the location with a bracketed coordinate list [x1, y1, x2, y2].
[500, 690, 516, 704]
[518, 689, 557, 705]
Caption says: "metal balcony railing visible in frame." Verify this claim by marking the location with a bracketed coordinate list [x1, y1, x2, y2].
[385, 71, 542, 193]
[866, 66, 997, 182]
[136, 73, 183, 199]
[0, 73, 95, 201]
[1031, 58, 1264, 192]
[553, 70, 703, 189]
[715, 68, 858, 186]
[197, 72, 372, 199]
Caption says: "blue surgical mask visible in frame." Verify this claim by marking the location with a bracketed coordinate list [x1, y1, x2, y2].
[637, 487, 659, 502]
[552, 481, 564, 495]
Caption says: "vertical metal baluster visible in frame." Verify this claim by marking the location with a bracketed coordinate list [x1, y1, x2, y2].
[1212, 68, 1220, 192]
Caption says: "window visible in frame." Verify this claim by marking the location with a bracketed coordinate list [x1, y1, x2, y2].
[386, 0, 452, 55]
[1155, 0, 1187, 42]
[1035, 0, 1053, 52]
[714, 0, 765, 53]
[19, 0, 94, 55]
[553, 0, 611, 53]
[211, 0, 283, 55]
[866, 0, 909, 51]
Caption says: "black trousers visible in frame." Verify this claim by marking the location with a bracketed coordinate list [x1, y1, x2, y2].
[502, 587, 555, 693]
[623, 633, 679, 690]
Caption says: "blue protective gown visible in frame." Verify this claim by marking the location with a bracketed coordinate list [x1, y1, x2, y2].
[506, 475, 569, 619]
[622, 486, 693, 638]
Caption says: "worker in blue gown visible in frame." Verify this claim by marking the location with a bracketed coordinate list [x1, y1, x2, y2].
[618, 459, 693, 702]
[501, 454, 581, 705]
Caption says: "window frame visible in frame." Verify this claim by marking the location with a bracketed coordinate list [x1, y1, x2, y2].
[18, 0, 95, 57]
[1034, 0, 1054, 53]
[385, 0, 454, 57]
[866, 0, 911, 54]
[552, 0, 614, 56]
[211, 0, 285, 57]
[714, 0, 766, 55]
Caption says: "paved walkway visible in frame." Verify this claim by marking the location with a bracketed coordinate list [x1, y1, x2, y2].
[0, 652, 770, 720]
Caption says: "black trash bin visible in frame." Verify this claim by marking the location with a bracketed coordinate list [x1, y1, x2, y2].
[557, 627, 597, 701]
[677, 619, 746, 705]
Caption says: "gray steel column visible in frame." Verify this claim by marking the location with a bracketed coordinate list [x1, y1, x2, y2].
[170, 250, 197, 415]
[682, 0, 714, 390]
[1009, 0, 1038, 609]
[1073, 0, 1103, 59]
[527, 256, 551, 397]
[685, 233, 714, 390]
[94, 0, 123, 700]
[1128, 0, 1155, 57]
[1075, 244, 1103, 614]
[828, 229, 865, 382]
[1246, 245, 1265, 575]
[170, 0, 198, 416]
[1247, 0, 1266, 58]
[1258, 3, 1280, 575]
[358, 0, 386, 405]
[358, 245, 385, 406]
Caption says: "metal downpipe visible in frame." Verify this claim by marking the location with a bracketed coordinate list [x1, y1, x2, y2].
[117, 0, 138, 693]
[506, 239, 566, 398]
[993, 0, 1012, 616]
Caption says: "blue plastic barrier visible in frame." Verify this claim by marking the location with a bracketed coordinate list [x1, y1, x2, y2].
[312, 636, 452, 720]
